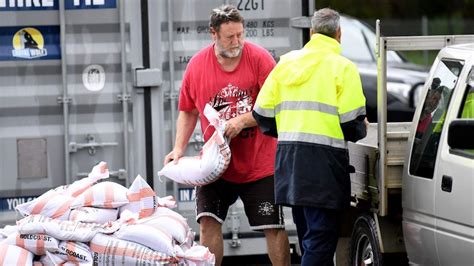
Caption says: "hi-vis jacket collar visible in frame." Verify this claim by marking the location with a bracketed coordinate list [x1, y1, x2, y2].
[306, 33, 341, 54]
[272, 33, 341, 87]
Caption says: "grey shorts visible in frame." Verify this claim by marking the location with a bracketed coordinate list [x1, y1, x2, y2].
[195, 175, 285, 231]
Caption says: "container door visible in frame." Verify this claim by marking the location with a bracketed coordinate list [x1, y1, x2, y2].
[0, 0, 147, 226]
[62, 0, 147, 187]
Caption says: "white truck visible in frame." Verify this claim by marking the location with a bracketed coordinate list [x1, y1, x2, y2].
[345, 21, 474, 265]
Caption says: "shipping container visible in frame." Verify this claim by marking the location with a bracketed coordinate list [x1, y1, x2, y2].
[0, 0, 311, 257]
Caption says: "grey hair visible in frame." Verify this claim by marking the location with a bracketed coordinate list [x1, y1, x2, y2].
[210, 5, 244, 32]
[311, 8, 340, 38]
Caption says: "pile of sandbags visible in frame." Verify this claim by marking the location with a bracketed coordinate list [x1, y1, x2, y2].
[0, 162, 214, 266]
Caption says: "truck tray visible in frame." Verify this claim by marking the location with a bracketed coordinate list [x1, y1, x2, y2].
[348, 122, 411, 212]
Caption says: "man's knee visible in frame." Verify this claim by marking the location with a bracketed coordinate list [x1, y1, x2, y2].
[200, 216, 222, 235]
[263, 228, 288, 241]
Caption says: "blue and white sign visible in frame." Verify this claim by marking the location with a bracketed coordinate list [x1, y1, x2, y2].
[0, 26, 60, 61]
[65, 0, 116, 9]
[0, 0, 116, 11]
[178, 188, 196, 202]
[0, 196, 37, 212]
[0, 0, 57, 11]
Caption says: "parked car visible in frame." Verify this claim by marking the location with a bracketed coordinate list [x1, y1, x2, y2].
[340, 15, 429, 122]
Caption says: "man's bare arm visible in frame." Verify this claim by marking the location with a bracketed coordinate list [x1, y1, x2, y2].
[164, 109, 199, 165]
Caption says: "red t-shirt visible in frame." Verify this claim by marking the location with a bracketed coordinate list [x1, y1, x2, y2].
[179, 41, 276, 184]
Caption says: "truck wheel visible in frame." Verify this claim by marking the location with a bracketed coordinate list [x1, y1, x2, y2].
[350, 215, 383, 266]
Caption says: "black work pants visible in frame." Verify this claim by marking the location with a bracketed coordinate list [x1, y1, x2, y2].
[292, 206, 341, 266]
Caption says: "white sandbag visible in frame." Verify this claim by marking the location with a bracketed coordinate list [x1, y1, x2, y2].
[0, 224, 17, 239]
[15, 188, 74, 220]
[17, 215, 120, 242]
[0, 243, 34, 266]
[2, 233, 59, 255]
[70, 181, 129, 209]
[90, 233, 178, 265]
[153, 206, 188, 222]
[176, 245, 215, 266]
[139, 207, 190, 244]
[119, 175, 156, 219]
[69, 207, 118, 224]
[156, 195, 177, 208]
[179, 229, 196, 251]
[48, 241, 92, 265]
[38, 252, 63, 266]
[15, 162, 109, 220]
[158, 104, 231, 186]
[114, 223, 175, 256]
[62, 161, 109, 197]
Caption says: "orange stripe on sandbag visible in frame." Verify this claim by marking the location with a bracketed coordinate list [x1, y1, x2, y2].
[36, 234, 45, 255]
[126, 192, 140, 202]
[139, 188, 155, 198]
[30, 192, 57, 215]
[104, 183, 114, 208]
[15, 233, 25, 249]
[89, 242, 106, 253]
[127, 188, 155, 202]
[0, 244, 7, 265]
[84, 189, 94, 207]
[139, 208, 155, 219]
[71, 184, 93, 198]
[17, 248, 29, 266]
[66, 242, 78, 262]
[51, 198, 74, 219]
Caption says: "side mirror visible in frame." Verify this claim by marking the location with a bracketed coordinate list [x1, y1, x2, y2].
[447, 120, 474, 150]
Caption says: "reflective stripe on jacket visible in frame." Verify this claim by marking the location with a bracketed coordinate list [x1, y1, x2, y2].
[253, 34, 367, 209]
[254, 34, 366, 147]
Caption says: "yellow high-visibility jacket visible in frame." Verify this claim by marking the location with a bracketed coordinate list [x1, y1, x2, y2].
[253, 33, 367, 209]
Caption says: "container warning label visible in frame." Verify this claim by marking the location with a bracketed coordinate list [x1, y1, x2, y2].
[0, 196, 37, 212]
[178, 188, 196, 202]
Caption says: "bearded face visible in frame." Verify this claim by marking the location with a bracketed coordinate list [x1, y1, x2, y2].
[215, 36, 243, 58]
[213, 22, 244, 58]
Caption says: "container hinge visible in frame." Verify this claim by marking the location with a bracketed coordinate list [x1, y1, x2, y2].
[164, 91, 179, 100]
[109, 169, 127, 180]
[117, 94, 131, 102]
[227, 205, 241, 248]
[133, 67, 162, 87]
[57, 96, 72, 104]
[77, 168, 127, 180]
[69, 134, 118, 155]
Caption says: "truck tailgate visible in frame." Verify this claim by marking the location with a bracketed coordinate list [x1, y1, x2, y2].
[348, 122, 410, 212]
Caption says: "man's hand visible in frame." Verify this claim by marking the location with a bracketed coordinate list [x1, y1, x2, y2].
[164, 148, 184, 165]
[224, 112, 257, 139]
[224, 116, 246, 139]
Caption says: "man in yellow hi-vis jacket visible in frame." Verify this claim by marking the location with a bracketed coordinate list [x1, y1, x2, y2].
[253, 8, 367, 265]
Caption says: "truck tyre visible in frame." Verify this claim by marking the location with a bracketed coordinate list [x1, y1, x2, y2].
[350, 214, 383, 266]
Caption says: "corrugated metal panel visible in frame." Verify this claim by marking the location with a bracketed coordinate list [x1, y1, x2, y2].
[0, 1, 133, 225]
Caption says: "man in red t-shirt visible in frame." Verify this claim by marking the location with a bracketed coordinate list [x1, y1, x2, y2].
[163, 5, 290, 266]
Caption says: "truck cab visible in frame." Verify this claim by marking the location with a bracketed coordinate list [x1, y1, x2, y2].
[346, 25, 474, 266]
[402, 43, 474, 265]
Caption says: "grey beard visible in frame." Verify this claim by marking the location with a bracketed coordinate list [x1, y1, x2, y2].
[220, 48, 241, 58]
[216, 43, 242, 58]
